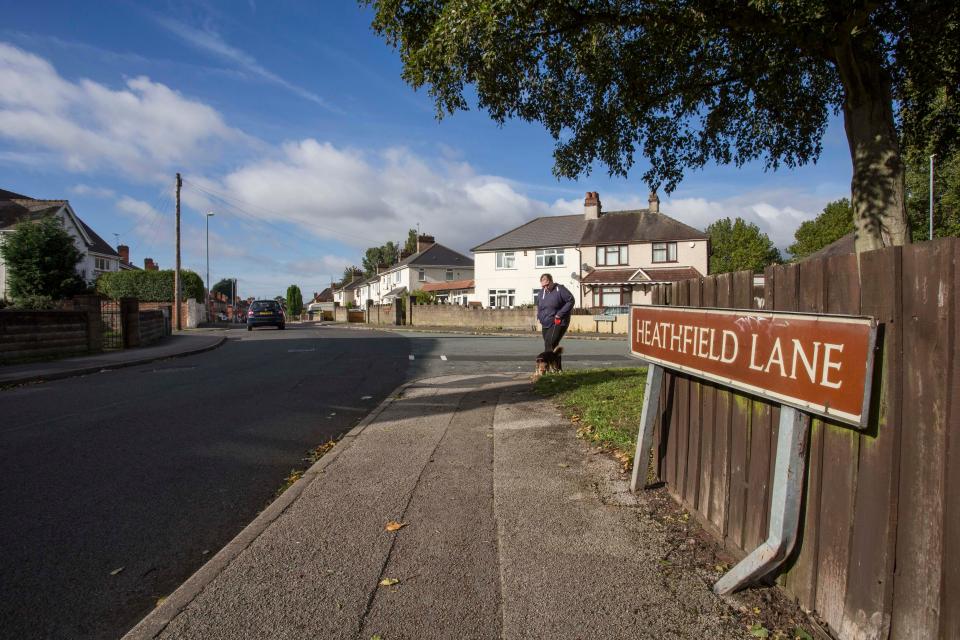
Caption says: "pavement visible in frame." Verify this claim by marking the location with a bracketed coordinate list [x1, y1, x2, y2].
[123, 373, 745, 640]
[0, 331, 227, 387]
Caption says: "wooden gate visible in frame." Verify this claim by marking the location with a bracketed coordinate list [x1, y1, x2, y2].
[648, 238, 959, 639]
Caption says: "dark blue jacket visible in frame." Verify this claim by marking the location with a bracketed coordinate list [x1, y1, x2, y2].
[537, 284, 574, 327]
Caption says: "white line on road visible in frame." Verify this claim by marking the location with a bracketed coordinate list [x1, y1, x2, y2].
[409, 354, 415, 360]
[440, 355, 447, 361]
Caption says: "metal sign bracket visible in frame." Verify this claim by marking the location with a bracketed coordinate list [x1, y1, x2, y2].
[630, 363, 811, 595]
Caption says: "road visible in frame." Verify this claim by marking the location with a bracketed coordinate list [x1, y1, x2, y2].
[0, 325, 633, 639]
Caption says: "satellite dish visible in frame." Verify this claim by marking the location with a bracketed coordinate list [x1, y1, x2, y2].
[571, 272, 581, 281]
[581, 263, 594, 272]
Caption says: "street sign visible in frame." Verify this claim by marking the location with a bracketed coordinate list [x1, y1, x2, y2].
[629, 305, 877, 428]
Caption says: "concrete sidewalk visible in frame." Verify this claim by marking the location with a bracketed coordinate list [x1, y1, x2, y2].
[0, 331, 227, 387]
[124, 373, 744, 640]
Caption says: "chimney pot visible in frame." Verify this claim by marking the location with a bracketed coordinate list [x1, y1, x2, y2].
[648, 191, 660, 214]
[584, 191, 602, 220]
[417, 234, 436, 253]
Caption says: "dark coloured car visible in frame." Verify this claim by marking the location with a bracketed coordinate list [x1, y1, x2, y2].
[247, 300, 285, 330]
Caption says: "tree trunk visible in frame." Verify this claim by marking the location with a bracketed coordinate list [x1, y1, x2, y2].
[833, 37, 910, 254]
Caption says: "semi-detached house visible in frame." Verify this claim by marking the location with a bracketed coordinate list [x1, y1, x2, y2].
[369, 235, 473, 305]
[472, 191, 708, 309]
[0, 188, 122, 299]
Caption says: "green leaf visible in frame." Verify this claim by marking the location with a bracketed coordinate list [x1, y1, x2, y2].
[793, 627, 813, 640]
[749, 623, 770, 638]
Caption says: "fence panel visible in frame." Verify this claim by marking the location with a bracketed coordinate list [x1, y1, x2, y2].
[646, 239, 960, 639]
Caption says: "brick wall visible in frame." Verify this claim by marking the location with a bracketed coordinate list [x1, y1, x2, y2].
[0, 310, 93, 363]
[409, 304, 538, 330]
[138, 310, 169, 345]
[367, 304, 397, 325]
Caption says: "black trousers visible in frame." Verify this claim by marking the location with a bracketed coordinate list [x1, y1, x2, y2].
[542, 324, 568, 351]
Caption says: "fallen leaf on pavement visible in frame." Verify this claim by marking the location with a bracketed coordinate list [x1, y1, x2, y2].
[378, 578, 399, 587]
[110, 567, 124, 576]
[385, 521, 407, 532]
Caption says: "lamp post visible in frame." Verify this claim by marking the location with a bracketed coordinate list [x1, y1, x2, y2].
[206, 212, 215, 316]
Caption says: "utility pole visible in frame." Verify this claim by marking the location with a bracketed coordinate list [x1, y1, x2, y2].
[174, 173, 182, 331]
[205, 212, 215, 317]
[929, 154, 936, 241]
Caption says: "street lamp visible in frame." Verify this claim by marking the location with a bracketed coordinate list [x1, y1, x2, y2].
[206, 212, 215, 315]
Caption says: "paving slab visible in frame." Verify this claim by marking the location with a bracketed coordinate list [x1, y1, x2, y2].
[125, 373, 745, 640]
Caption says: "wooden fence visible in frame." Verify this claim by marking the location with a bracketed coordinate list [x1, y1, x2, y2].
[649, 238, 958, 640]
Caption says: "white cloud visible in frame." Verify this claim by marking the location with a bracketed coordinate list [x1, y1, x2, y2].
[70, 184, 115, 198]
[195, 139, 547, 255]
[0, 41, 245, 180]
[151, 17, 339, 113]
[549, 187, 844, 250]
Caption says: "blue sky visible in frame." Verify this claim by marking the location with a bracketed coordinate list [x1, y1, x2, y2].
[1, 0, 853, 298]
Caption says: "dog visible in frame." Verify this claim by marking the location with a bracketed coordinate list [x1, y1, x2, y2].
[533, 346, 563, 380]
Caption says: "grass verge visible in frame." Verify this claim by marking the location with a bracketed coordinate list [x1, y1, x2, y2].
[533, 366, 646, 468]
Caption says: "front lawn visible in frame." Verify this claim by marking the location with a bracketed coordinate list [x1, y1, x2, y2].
[533, 367, 647, 466]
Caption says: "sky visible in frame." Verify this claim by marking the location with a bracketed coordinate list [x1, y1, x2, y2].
[0, 0, 854, 299]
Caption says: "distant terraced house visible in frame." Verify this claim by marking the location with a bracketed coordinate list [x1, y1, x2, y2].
[0, 188, 122, 299]
[471, 191, 709, 309]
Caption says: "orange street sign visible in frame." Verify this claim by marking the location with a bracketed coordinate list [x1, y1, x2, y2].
[629, 306, 877, 428]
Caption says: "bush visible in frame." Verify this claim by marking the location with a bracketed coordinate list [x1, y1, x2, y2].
[11, 294, 58, 310]
[0, 216, 86, 301]
[286, 285, 304, 316]
[412, 289, 436, 304]
[96, 269, 203, 301]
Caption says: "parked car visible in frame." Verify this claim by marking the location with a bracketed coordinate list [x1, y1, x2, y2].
[247, 299, 285, 330]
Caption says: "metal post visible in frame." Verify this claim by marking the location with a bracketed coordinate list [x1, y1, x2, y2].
[205, 212, 214, 318]
[929, 154, 936, 240]
[630, 363, 664, 493]
[714, 406, 808, 595]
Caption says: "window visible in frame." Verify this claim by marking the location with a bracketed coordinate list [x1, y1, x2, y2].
[596, 245, 628, 266]
[595, 286, 629, 307]
[535, 248, 564, 267]
[496, 251, 516, 269]
[532, 289, 541, 305]
[488, 288, 516, 308]
[94, 256, 110, 271]
[395, 271, 400, 283]
[652, 242, 677, 263]
[445, 269, 454, 281]
[418, 269, 425, 282]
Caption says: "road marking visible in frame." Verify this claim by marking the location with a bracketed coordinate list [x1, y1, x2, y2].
[440, 355, 447, 361]
[288, 348, 316, 353]
[408, 354, 415, 360]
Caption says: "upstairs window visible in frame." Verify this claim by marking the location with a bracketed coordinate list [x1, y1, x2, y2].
[94, 257, 110, 271]
[652, 242, 678, 263]
[418, 269, 425, 282]
[496, 251, 516, 269]
[535, 248, 564, 267]
[445, 269, 454, 281]
[596, 245, 628, 266]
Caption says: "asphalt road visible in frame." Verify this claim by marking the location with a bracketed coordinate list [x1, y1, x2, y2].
[0, 325, 633, 639]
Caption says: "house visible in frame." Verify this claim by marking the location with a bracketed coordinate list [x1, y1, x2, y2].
[373, 235, 473, 304]
[471, 191, 709, 308]
[0, 188, 122, 299]
[421, 279, 474, 305]
[332, 271, 365, 307]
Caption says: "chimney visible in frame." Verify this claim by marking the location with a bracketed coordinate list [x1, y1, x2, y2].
[417, 234, 435, 253]
[400, 249, 412, 259]
[584, 191, 601, 220]
[376, 263, 387, 274]
[144, 258, 158, 271]
[117, 244, 129, 264]
[648, 191, 660, 214]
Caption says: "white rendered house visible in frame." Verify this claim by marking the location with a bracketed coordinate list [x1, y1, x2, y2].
[471, 191, 709, 309]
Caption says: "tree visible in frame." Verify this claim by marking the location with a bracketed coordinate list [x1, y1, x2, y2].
[403, 228, 418, 255]
[212, 278, 235, 301]
[361, 240, 402, 276]
[707, 218, 781, 274]
[366, 1, 960, 255]
[788, 199, 855, 259]
[0, 216, 85, 302]
[286, 285, 304, 316]
[905, 149, 960, 241]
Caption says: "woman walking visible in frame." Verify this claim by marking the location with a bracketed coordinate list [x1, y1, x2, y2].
[536, 273, 574, 360]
